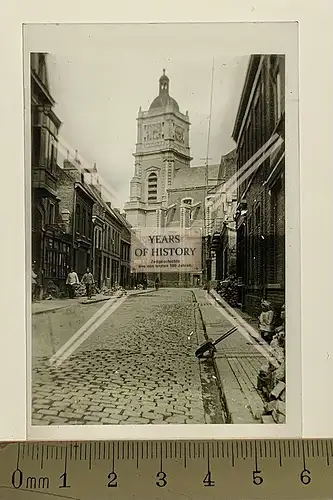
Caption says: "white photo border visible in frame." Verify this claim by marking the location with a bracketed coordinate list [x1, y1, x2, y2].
[24, 21, 301, 441]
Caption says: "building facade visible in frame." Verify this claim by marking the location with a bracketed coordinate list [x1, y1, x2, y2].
[162, 164, 221, 287]
[57, 157, 95, 279]
[232, 54, 285, 315]
[209, 150, 237, 282]
[124, 70, 192, 229]
[31, 53, 72, 293]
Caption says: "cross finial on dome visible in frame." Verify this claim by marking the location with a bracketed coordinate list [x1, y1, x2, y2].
[163, 68, 166, 75]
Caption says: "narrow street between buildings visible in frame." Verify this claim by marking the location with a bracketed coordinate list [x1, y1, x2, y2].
[32, 289, 225, 425]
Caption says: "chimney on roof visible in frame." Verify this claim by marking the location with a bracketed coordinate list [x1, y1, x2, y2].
[75, 149, 81, 165]
[106, 201, 112, 209]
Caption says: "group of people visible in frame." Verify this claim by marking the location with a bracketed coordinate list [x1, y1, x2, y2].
[136, 276, 160, 291]
[66, 268, 95, 299]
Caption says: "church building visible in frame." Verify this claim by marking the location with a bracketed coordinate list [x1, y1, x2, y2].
[124, 70, 192, 228]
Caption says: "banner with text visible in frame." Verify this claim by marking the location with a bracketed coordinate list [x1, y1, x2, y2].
[131, 227, 202, 273]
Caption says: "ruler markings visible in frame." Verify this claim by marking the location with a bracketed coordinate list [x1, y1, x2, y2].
[326, 441, 330, 466]
[279, 441, 283, 466]
[184, 443, 187, 469]
[40, 444, 44, 470]
[301, 440, 305, 468]
[207, 442, 211, 477]
[111, 442, 115, 473]
[159, 443, 162, 471]
[297, 440, 301, 458]
[306, 440, 310, 459]
[16, 442, 20, 470]
[231, 442, 235, 467]
[136, 442, 139, 469]
[254, 441, 259, 471]
[88, 442, 92, 470]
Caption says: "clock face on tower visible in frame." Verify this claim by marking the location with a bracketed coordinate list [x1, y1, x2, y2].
[144, 123, 162, 142]
[174, 125, 185, 143]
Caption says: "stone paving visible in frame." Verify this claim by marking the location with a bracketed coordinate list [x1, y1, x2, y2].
[32, 289, 207, 425]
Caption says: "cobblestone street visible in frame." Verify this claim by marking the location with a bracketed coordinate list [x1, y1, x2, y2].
[32, 289, 221, 425]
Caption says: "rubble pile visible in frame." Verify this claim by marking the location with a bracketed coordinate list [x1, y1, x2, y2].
[257, 324, 286, 424]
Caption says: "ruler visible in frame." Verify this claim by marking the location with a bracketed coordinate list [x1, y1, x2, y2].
[0, 440, 332, 499]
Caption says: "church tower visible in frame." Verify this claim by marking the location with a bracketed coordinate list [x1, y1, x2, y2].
[124, 70, 192, 228]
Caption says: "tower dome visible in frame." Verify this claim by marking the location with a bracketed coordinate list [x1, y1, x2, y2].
[149, 69, 179, 111]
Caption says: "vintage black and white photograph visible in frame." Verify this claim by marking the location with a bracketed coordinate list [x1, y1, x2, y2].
[25, 23, 295, 429]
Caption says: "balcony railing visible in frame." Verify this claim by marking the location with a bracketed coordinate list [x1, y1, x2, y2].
[32, 167, 57, 196]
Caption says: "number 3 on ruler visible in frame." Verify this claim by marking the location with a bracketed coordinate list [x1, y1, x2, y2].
[156, 471, 167, 487]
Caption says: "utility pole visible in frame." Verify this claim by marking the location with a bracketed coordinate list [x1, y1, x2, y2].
[202, 58, 215, 288]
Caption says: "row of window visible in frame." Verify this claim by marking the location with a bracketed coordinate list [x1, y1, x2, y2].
[121, 242, 130, 262]
[94, 225, 122, 256]
[75, 204, 92, 238]
[44, 240, 71, 280]
[31, 124, 58, 174]
[237, 180, 285, 286]
[237, 57, 283, 199]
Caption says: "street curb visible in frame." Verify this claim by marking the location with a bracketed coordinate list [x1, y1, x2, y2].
[32, 296, 114, 316]
[32, 289, 153, 315]
[80, 296, 115, 305]
[191, 291, 232, 424]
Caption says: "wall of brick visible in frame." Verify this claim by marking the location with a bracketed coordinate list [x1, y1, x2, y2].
[234, 55, 286, 317]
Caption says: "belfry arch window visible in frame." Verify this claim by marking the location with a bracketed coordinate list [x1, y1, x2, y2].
[180, 198, 193, 228]
[147, 172, 158, 202]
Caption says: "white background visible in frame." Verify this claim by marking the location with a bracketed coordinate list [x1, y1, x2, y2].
[0, 0, 332, 440]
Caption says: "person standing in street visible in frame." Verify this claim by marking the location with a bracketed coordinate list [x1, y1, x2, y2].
[82, 267, 95, 299]
[32, 265, 38, 302]
[154, 276, 160, 291]
[259, 300, 274, 344]
[66, 268, 80, 299]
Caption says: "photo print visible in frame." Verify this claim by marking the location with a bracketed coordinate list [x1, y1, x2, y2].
[24, 22, 299, 434]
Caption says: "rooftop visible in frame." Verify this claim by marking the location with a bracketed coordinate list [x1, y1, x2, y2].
[168, 164, 220, 190]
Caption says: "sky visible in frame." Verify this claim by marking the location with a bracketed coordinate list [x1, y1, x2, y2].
[27, 24, 250, 210]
